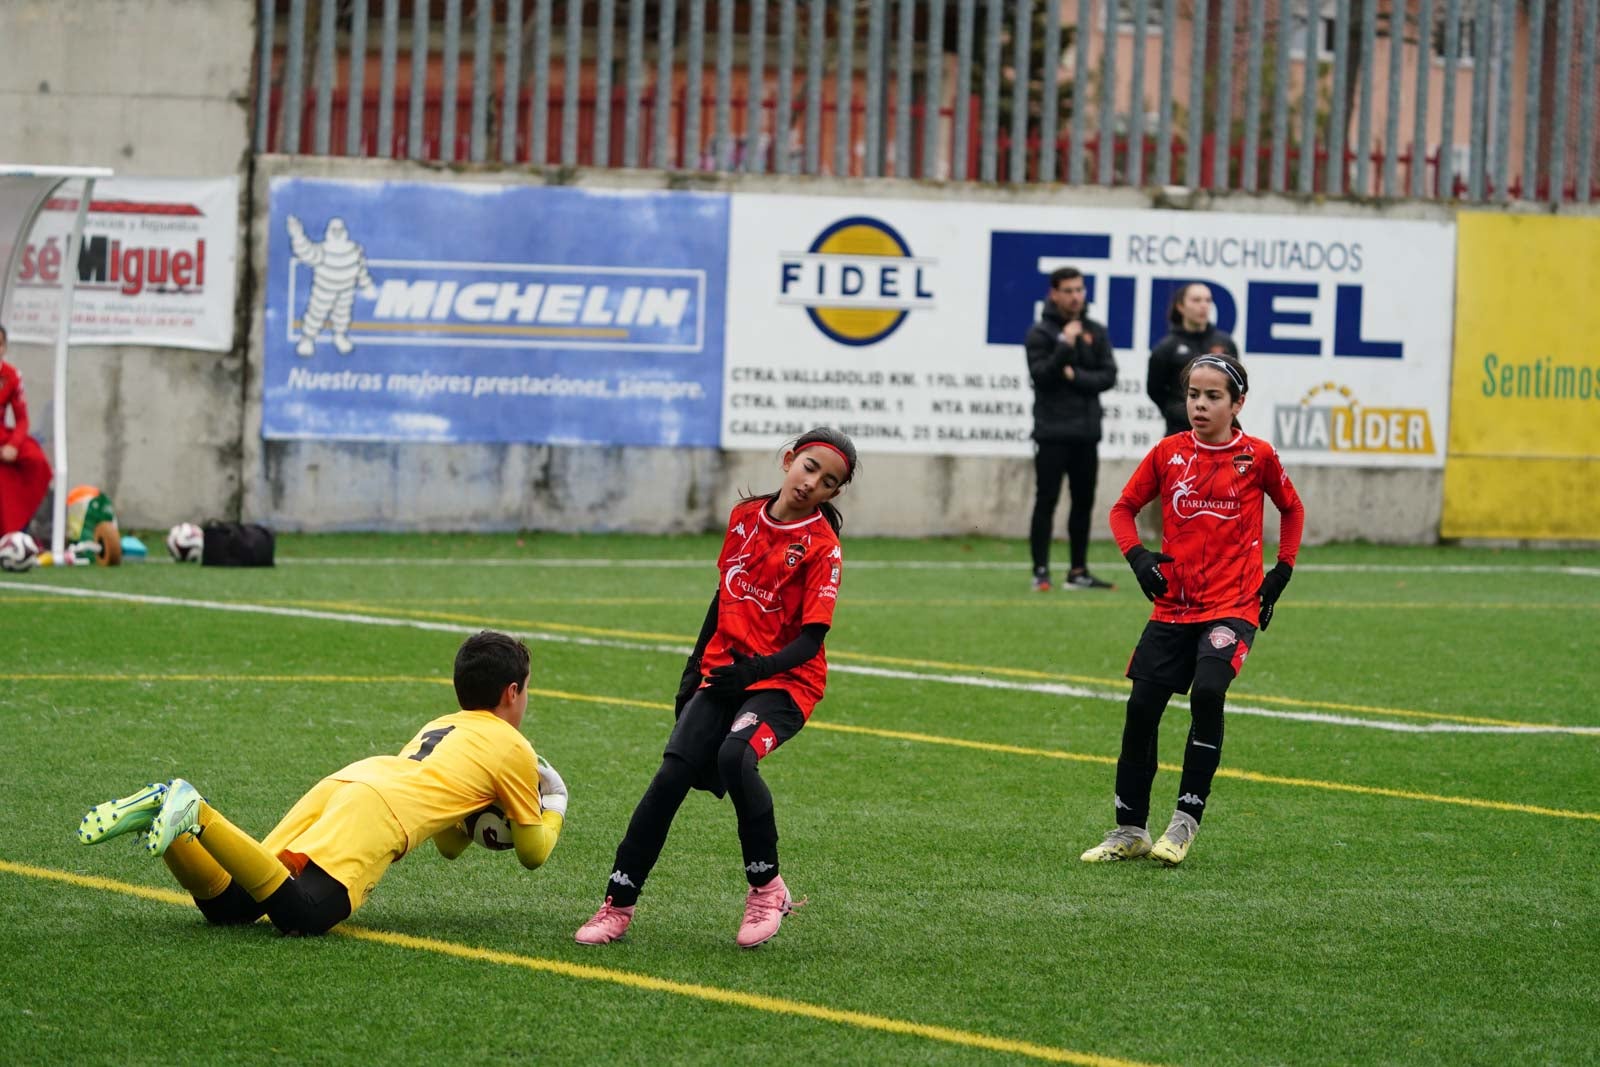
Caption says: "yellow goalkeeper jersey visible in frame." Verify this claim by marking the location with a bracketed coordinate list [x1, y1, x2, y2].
[329, 710, 545, 855]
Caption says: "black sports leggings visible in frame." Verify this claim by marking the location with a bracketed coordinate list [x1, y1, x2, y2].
[1112, 658, 1234, 828]
[606, 741, 780, 907]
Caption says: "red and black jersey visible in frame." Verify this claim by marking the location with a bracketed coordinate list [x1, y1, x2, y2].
[701, 497, 842, 716]
[1110, 429, 1305, 626]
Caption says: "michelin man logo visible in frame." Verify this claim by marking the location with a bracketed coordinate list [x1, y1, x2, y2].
[287, 215, 378, 357]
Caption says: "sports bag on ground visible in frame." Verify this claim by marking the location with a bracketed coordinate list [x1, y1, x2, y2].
[201, 521, 276, 567]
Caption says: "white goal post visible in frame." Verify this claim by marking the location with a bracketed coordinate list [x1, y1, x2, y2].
[0, 164, 114, 558]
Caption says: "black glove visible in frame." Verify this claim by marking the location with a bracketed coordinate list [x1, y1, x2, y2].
[674, 655, 703, 717]
[706, 649, 770, 695]
[1124, 544, 1175, 602]
[1256, 561, 1294, 631]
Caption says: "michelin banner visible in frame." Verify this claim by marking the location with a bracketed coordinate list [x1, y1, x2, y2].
[722, 195, 1456, 467]
[8, 177, 238, 351]
[1442, 213, 1600, 539]
[262, 178, 727, 445]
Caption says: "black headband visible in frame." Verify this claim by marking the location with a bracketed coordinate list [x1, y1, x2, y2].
[1191, 356, 1246, 393]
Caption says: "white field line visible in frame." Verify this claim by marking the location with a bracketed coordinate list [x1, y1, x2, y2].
[5, 580, 1596, 737]
[272, 557, 1600, 577]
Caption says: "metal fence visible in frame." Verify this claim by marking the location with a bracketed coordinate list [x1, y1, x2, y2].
[256, 0, 1600, 204]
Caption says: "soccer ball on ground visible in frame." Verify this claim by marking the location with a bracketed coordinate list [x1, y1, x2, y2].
[0, 531, 40, 572]
[464, 805, 516, 851]
[166, 522, 204, 563]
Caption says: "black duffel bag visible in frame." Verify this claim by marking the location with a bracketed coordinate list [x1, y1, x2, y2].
[201, 521, 276, 567]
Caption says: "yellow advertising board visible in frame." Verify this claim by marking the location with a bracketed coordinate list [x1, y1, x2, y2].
[1442, 213, 1600, 539]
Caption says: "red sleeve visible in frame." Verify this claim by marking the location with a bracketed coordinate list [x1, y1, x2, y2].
[1109, 445, 1162, 554]
[1261, 447, 1305, 566]
[0, 365, 28, 448]
[801, 538, 842, 627]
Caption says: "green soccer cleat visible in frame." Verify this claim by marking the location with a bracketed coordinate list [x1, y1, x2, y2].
[1150, 811, 1199, 866]
[78, 782, 169, 845]
[1080, 825, 1153, 862]
[144, 778, 204, 857]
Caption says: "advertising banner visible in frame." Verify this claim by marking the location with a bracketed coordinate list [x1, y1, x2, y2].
[262, 177, 728, 445]
[723, 195, 1455, 467]
[1442, 213, 1600, 539]
[7, 177, 239, 351]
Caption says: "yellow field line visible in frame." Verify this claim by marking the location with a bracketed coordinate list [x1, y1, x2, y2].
[6, 672, 1595, 822]
[238, 598, 1556, 730]
[0, 859, 1151, 1067]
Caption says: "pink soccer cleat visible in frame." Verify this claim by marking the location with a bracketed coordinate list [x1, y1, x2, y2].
[736, 875, 804, 949]
[574, 897, 635, 945]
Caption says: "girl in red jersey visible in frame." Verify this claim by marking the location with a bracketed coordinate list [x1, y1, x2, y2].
[577, 427, 856, 949]
[1082, 352, 1304, 866]
[0, 325, 55, 536]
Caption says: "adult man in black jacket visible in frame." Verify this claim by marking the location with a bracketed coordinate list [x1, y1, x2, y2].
[1024, 267, 1117, 592]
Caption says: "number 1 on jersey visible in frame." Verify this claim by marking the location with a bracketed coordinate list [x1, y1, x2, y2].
[408, 725, 455, 761]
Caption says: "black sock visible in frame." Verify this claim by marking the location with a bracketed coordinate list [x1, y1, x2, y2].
[607, 755, 695, 907]
[1114, 681, 1173, 829]
[719, 738, 779, 886]
[1175, 659, 1233, 823]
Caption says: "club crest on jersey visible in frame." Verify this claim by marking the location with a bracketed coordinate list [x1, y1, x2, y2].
[731, 711, 761, 732]
[785, 542, 806, 567]
[1208, 626, 1238, 649]
[1233, 453, 1254, 475]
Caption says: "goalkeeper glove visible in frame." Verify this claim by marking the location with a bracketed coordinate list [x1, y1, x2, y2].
[706, 649, 770, 695]
[1256, 561, 1294, 631]
[1124, 544, 1175, 602]
[537, 754, 568, 817]
[674, 655, 703, 718]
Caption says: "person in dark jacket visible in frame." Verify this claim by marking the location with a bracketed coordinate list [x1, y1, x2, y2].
[1147, 283, 1239, 436]
[1024, 267, 1118, 592]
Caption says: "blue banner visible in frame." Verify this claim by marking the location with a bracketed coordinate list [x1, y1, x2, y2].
[262, 178, 728, 445]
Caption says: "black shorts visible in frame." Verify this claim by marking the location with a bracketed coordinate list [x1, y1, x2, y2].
[664, 686, 806, 797]
[1126, 617, 1256, 694]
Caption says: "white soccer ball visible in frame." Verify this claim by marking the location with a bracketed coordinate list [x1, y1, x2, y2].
[464, 804, 516, 851]
[0, 531, 40, 572]
[166, 522, 204, 563]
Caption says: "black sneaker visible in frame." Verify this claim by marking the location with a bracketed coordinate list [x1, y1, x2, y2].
[1032, 568, 1052, 592]
[1063, 570, 1114, 590]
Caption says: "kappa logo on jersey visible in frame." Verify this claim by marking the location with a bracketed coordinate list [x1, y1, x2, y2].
[731, 711, 761, 733]
[1168, 453, 1187, 465]
[1233, 453, 1254, 476]
[1208, 626, 1238, 649]
[733, 522, 748, 537]
[784, 541, 807, 567]
[778, 216, 935, 347]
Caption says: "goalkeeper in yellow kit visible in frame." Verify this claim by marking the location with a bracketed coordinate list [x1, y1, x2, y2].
[76, 630, 567, 936]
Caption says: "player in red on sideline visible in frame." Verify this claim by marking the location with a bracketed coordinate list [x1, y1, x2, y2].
[1083, 352, 1305, 867]
[576, 427, 857, 949]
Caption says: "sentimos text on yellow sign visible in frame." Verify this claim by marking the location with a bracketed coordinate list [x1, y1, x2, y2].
[1442, 214, 1600, 539]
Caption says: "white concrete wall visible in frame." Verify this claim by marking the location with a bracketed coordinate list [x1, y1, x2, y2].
[2, 0, 254, 527]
